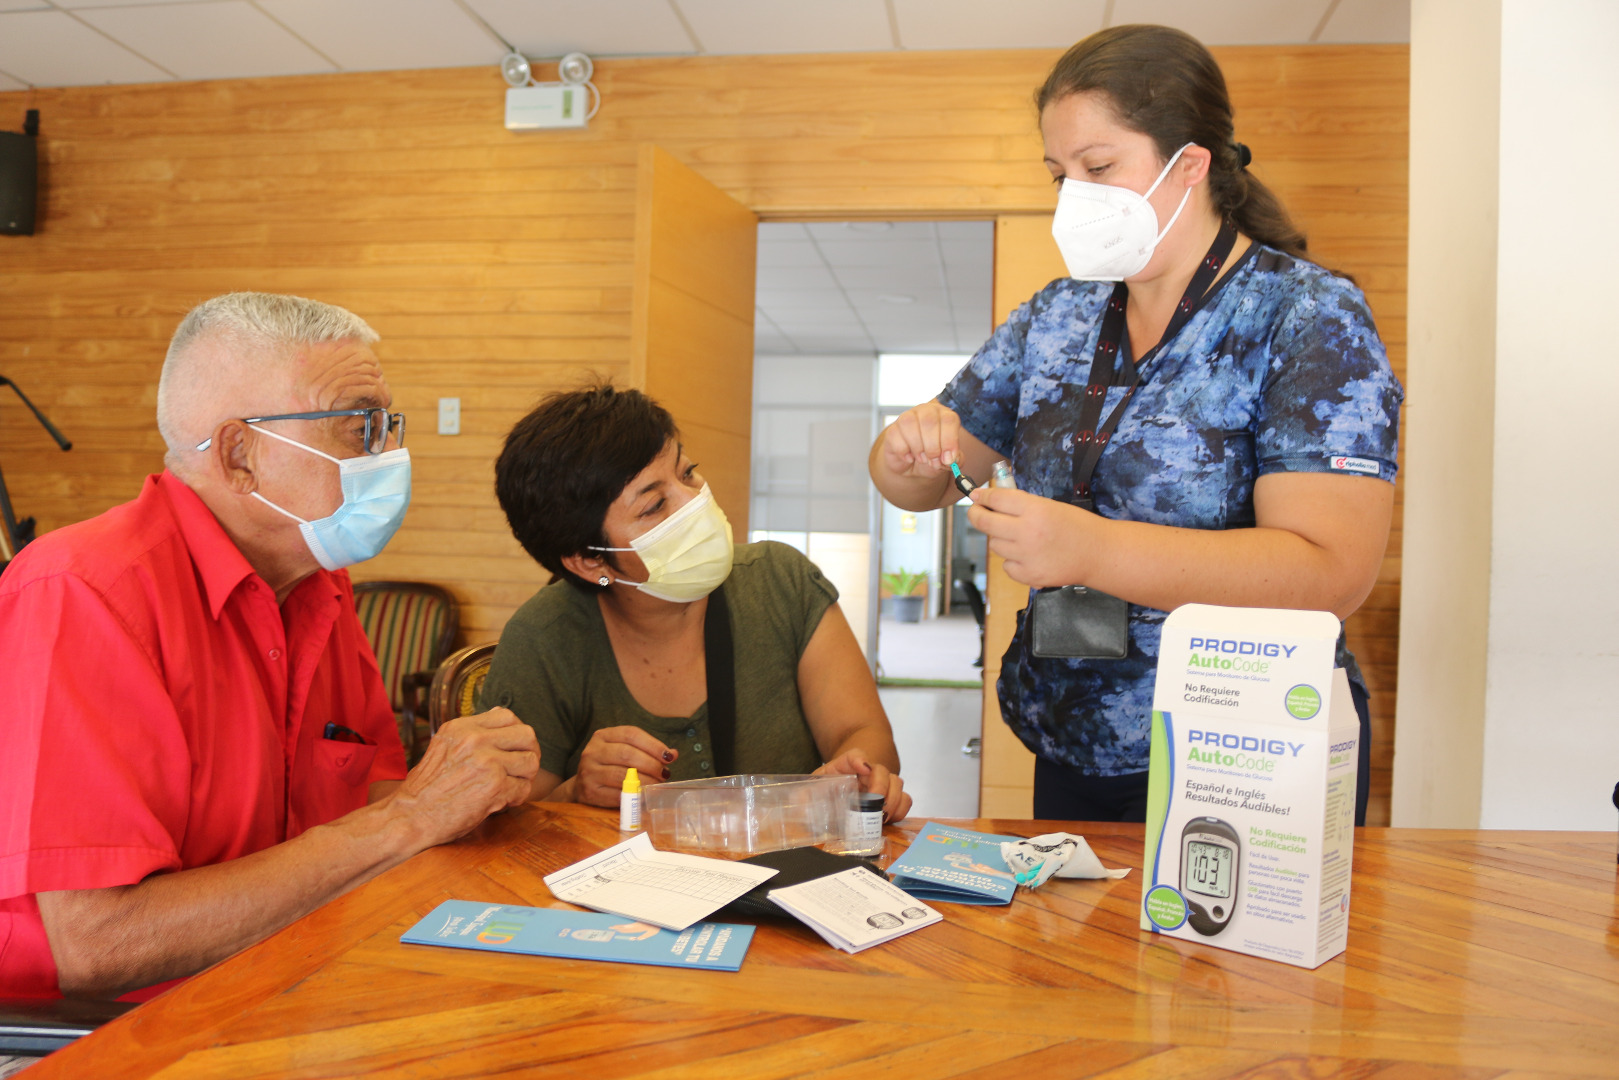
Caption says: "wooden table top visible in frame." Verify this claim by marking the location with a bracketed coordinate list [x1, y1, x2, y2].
[26, 805, 1619, 1079]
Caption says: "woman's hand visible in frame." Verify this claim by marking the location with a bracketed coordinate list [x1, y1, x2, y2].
[869, 402, 1001, 512]
[967, 487, 1096, 588]
[816, 749, 913, 823]
[879, 400, 965, 480]
[569, 726, 676, 808]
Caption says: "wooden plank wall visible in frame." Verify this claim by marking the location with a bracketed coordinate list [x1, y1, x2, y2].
[0, 46, 1405, 820]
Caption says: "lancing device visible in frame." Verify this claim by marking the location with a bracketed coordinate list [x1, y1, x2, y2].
[948, 461, 977, 497]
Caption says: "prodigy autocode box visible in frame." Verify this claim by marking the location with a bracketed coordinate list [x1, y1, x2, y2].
[1139, 604, 1359, 969]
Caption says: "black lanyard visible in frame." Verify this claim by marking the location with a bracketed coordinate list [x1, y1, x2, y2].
[1068, 219, 1239, 509]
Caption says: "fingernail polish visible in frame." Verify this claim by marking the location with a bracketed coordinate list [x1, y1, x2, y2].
[661, 767, 671, 780]
[662, 750, 675, 763]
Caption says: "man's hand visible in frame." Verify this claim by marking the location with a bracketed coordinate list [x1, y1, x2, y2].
[37, 709, 541, 1000]
[816, 749, 912, 823]
[569, 726, 675, 808]
[383, 708, 540, 845]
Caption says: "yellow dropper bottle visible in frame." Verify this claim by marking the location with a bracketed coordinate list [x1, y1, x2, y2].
[619, 767, 642, 831]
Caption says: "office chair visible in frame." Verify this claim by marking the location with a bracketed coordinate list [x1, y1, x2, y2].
[955, 578, 987, 667]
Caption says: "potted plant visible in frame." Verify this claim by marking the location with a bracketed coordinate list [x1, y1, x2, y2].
[880, 568, 928, 623]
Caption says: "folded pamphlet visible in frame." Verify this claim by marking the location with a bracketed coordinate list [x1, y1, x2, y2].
[884, 821, 1021, 904]
[768, 867, 942, 953]
[401, 900, 755, 971]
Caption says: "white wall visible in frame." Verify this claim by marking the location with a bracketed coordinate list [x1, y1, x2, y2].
[1392, 0, 1499, 826]
[1398, 0, 1619, 829]
[1480, 0, 1619, 829]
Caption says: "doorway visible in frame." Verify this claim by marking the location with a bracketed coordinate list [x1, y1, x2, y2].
[750, 220, 993, 818]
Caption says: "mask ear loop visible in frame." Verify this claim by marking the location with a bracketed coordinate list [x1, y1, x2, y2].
[1142, 143, 1196, 244]
[246, 424, 342, 525]
[251, 423, 343, 464]
[583, 538, 636, 589]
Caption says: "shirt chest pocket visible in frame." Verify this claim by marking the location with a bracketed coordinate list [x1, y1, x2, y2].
[315, 738, 377, 788]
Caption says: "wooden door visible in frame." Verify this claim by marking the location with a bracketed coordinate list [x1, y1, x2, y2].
[978, 215, 1068, 818]
[630, 145, 758, 535]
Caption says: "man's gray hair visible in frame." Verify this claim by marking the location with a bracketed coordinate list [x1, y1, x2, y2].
[156, 292, 379, 452]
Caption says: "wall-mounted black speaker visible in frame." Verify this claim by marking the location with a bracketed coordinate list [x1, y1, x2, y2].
[0, 130, 38, 236]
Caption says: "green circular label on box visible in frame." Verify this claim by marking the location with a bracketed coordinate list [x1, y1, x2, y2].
[1285, 684, 1321, 719]
[1144, 885, 1188, 931]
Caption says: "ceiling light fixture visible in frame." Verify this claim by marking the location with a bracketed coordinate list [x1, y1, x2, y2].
[877, 294, 917, 305]
[557, 52, 593, 86]
[501, 51, 601, 131]
[500, 51, 532, 88]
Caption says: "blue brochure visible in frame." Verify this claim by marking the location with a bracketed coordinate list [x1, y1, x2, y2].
[885, 822, 1022, 905]
[400, 900, 754, 971]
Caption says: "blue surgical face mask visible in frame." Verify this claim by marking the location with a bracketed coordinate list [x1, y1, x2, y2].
[249, 426, 412, 571]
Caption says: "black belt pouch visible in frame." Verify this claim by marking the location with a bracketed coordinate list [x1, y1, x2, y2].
[1027, 585, 1129, 659]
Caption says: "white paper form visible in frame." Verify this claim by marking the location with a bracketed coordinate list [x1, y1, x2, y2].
[542, 832, 778, 932]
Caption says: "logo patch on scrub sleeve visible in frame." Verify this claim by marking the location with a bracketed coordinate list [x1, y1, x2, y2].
[1329, 456, 1380, 476]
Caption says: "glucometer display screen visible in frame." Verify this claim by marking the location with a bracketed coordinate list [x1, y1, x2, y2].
[1186, 840, 1233, 899]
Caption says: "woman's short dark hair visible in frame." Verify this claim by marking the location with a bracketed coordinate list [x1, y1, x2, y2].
[495, 383, 678, 590]
[1037, 24, 1309, 260]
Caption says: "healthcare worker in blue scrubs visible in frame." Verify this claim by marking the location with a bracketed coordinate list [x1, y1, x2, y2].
[868, 25, 1401, 825]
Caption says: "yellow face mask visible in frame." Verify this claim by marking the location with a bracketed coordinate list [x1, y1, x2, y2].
[591, 483, 734, 603]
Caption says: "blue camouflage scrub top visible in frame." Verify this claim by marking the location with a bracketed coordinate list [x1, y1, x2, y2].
[939, 243, 1402, 776]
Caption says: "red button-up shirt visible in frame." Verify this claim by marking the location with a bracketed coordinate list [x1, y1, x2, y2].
[0, 472, 407, 998]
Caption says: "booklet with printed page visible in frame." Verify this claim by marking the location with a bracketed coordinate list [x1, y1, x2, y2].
[884, 821, 1021, 905]
[541, 831, 778, 931]
[768, 867, 942, 953]
[400, 900, 755, 971]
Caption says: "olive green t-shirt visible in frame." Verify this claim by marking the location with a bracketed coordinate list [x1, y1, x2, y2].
[480, 541, 837, 782]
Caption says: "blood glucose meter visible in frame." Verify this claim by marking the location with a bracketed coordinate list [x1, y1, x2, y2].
[1180, 816, 1240, 936]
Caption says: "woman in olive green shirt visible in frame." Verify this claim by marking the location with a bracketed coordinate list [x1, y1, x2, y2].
[482, 384, 911, 821]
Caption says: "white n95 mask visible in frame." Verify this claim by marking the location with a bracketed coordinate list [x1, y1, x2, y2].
[250, 427, 412, 571]
[1052, 143, 1194, 281]
[591, 483, 734, 603]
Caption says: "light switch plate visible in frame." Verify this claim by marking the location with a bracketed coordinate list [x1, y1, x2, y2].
[437, 397, 461, 436]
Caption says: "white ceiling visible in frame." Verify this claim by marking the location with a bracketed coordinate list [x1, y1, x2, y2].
[0, 0, 1407, 90]
[755, 221, 993, 356]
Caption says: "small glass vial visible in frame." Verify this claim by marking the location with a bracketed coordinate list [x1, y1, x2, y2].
[619, 768, 642, 831]
[992, 459, 1017, 489]
[844, 792, 886, 857]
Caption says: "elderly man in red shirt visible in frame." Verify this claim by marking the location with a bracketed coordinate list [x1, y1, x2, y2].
[0, 292, 540, 1000]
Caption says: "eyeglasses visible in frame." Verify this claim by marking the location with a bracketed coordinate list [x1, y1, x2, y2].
[195, 408, 407, 455]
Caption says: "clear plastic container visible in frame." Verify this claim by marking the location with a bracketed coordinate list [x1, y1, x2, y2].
[642, 773, 859, 857]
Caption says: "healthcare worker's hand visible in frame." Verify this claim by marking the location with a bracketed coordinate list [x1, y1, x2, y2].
[816, 749, 913, 823]
[878, 401, 965, 481]
[968, 486, 1097, 589]
[571, 726, 676, 808]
